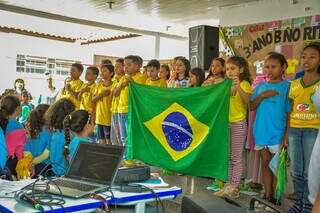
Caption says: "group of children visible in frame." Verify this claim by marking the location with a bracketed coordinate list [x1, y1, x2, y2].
[0, 42, 319, 212]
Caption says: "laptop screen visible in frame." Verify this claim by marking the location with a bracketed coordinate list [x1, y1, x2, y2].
[66, 143, 124, 185]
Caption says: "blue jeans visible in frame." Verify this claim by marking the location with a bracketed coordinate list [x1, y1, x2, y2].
[288, 127, 318, 205]
[110, 113, 122, 145]
[118, 113, 128, 159]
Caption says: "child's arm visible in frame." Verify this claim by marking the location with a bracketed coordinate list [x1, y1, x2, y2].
[313, 189, 320, 213]
[32, 149, 49, 165]
[250, 90, 279, 111]
[232, 77, 251, 104]
[65, 84, 80, 99]
[77, 86, 90, 100]
[92, 90, 111, 103]
[113, 80, 130, 97]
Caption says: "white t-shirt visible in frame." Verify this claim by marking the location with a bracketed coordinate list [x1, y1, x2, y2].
[309, 88, 320, 204]
[39, 87, 59, 105]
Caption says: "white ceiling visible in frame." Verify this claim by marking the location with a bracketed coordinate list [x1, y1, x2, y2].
[0, 0, 261, 36]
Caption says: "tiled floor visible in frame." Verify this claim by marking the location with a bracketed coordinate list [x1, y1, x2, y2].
[161, 174, 292, 213]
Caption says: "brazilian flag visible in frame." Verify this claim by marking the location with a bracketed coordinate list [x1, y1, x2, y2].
[127, 80, 231, 180]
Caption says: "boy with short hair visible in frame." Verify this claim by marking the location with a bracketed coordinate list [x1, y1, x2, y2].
[92, 64, 115, 145]
[146, 59, 167, 88]
[78, 66, 99, 114]
[59, 63, 84, 109]
[114, 55, 146, 155]
[110, 58, 125, 145]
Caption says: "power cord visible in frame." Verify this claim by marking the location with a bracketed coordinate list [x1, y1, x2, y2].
[14, 176, 67, 212]
[128, 184, 164, 213]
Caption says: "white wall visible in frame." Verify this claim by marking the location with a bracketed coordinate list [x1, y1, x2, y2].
[0, 31, 188, 99]
[219, 0, 320, 26]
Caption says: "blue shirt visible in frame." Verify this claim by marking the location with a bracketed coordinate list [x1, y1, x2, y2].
[48, 130, 67, 176]
[24, 128, 51, 164]
[252, 80, 291, 146]
[0, 128, 7, 170]
[68, 136, 91, 162]
[5, 119, 23, 134]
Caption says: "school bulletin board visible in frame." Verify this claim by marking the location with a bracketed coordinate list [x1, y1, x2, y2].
[222, 15, 320, 79]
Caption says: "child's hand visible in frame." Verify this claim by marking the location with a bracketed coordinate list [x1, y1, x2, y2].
[261, 90, 279, 98]
[126, 75, 133, 82]
[280, 135, 289, 151]
[29, 163, 35, 178]
[102, 90, 111, 96]
[203, 78, 214, 86]
[65, 84, 72, 92]
[231, 76, 240, 88]
[80, 86, 90, 93]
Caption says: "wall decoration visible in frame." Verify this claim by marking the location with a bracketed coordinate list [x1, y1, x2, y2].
[233, 26, 244, 36]
[311, 15, 320, 26]
[253, 60, 264, 74]
[286, 58, 299, 75]
[267, 21, 280, 31]
[225, 28, 234, 39]
[234, 39, 243, 49]
[281, 19, 292, 30]
[293, 17, 305, 28]
[225, 15, 320, 78]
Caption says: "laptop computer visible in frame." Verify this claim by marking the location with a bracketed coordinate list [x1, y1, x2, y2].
[47, 143, 124, 198]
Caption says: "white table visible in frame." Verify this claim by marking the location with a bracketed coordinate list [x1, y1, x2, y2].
[0, 186, 182, 213]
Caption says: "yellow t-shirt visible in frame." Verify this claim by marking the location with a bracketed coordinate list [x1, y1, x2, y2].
[92, 82, 114, 126]
[118, 72, 147, 113]
[229, 80, 252, 123]
[111, 75, 125, 114]
[146, 78, 167, 88]
[79, 83, 96, 113]
[289, 78, 320, 128]
[59, 79, 83, 109]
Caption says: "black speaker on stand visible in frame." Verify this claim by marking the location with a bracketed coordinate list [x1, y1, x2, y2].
[189, 25, 219, 71]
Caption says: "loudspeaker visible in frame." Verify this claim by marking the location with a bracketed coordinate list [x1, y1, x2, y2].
[189, 25, 219, 70]
[181, 193, 248, 213]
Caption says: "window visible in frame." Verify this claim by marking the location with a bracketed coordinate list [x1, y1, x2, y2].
[16, 55, 80, 76]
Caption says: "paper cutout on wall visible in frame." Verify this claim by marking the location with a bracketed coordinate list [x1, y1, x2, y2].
[253, 60, 265, 74]
[226, 28, 234, 39]
[223, 46, 233, 57]
[281, 19, 292, 29]
[286, 58, 299, 74]
[267, 21, 280, 31]
[275, 44, 281, 53]
[293, 17, 305, 28]
[311, 15, 320, 26]
[281, 45, 293, 59]
[234, 39, 243, 49]
[233, 26, 244, 36]
[248, 24, 265, 33]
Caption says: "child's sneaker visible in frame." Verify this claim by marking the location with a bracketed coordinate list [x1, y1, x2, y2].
[214, 184, 230, 197]
[288, 200, 303, 213]
[225, 186, 240, 199]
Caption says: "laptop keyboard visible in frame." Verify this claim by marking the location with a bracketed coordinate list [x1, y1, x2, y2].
[53, 179, 99, 192]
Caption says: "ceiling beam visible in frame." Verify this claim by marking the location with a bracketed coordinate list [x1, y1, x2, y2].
[0, 3, 187, 40]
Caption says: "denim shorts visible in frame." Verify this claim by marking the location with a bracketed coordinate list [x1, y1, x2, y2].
[96, 124, 111, 140]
